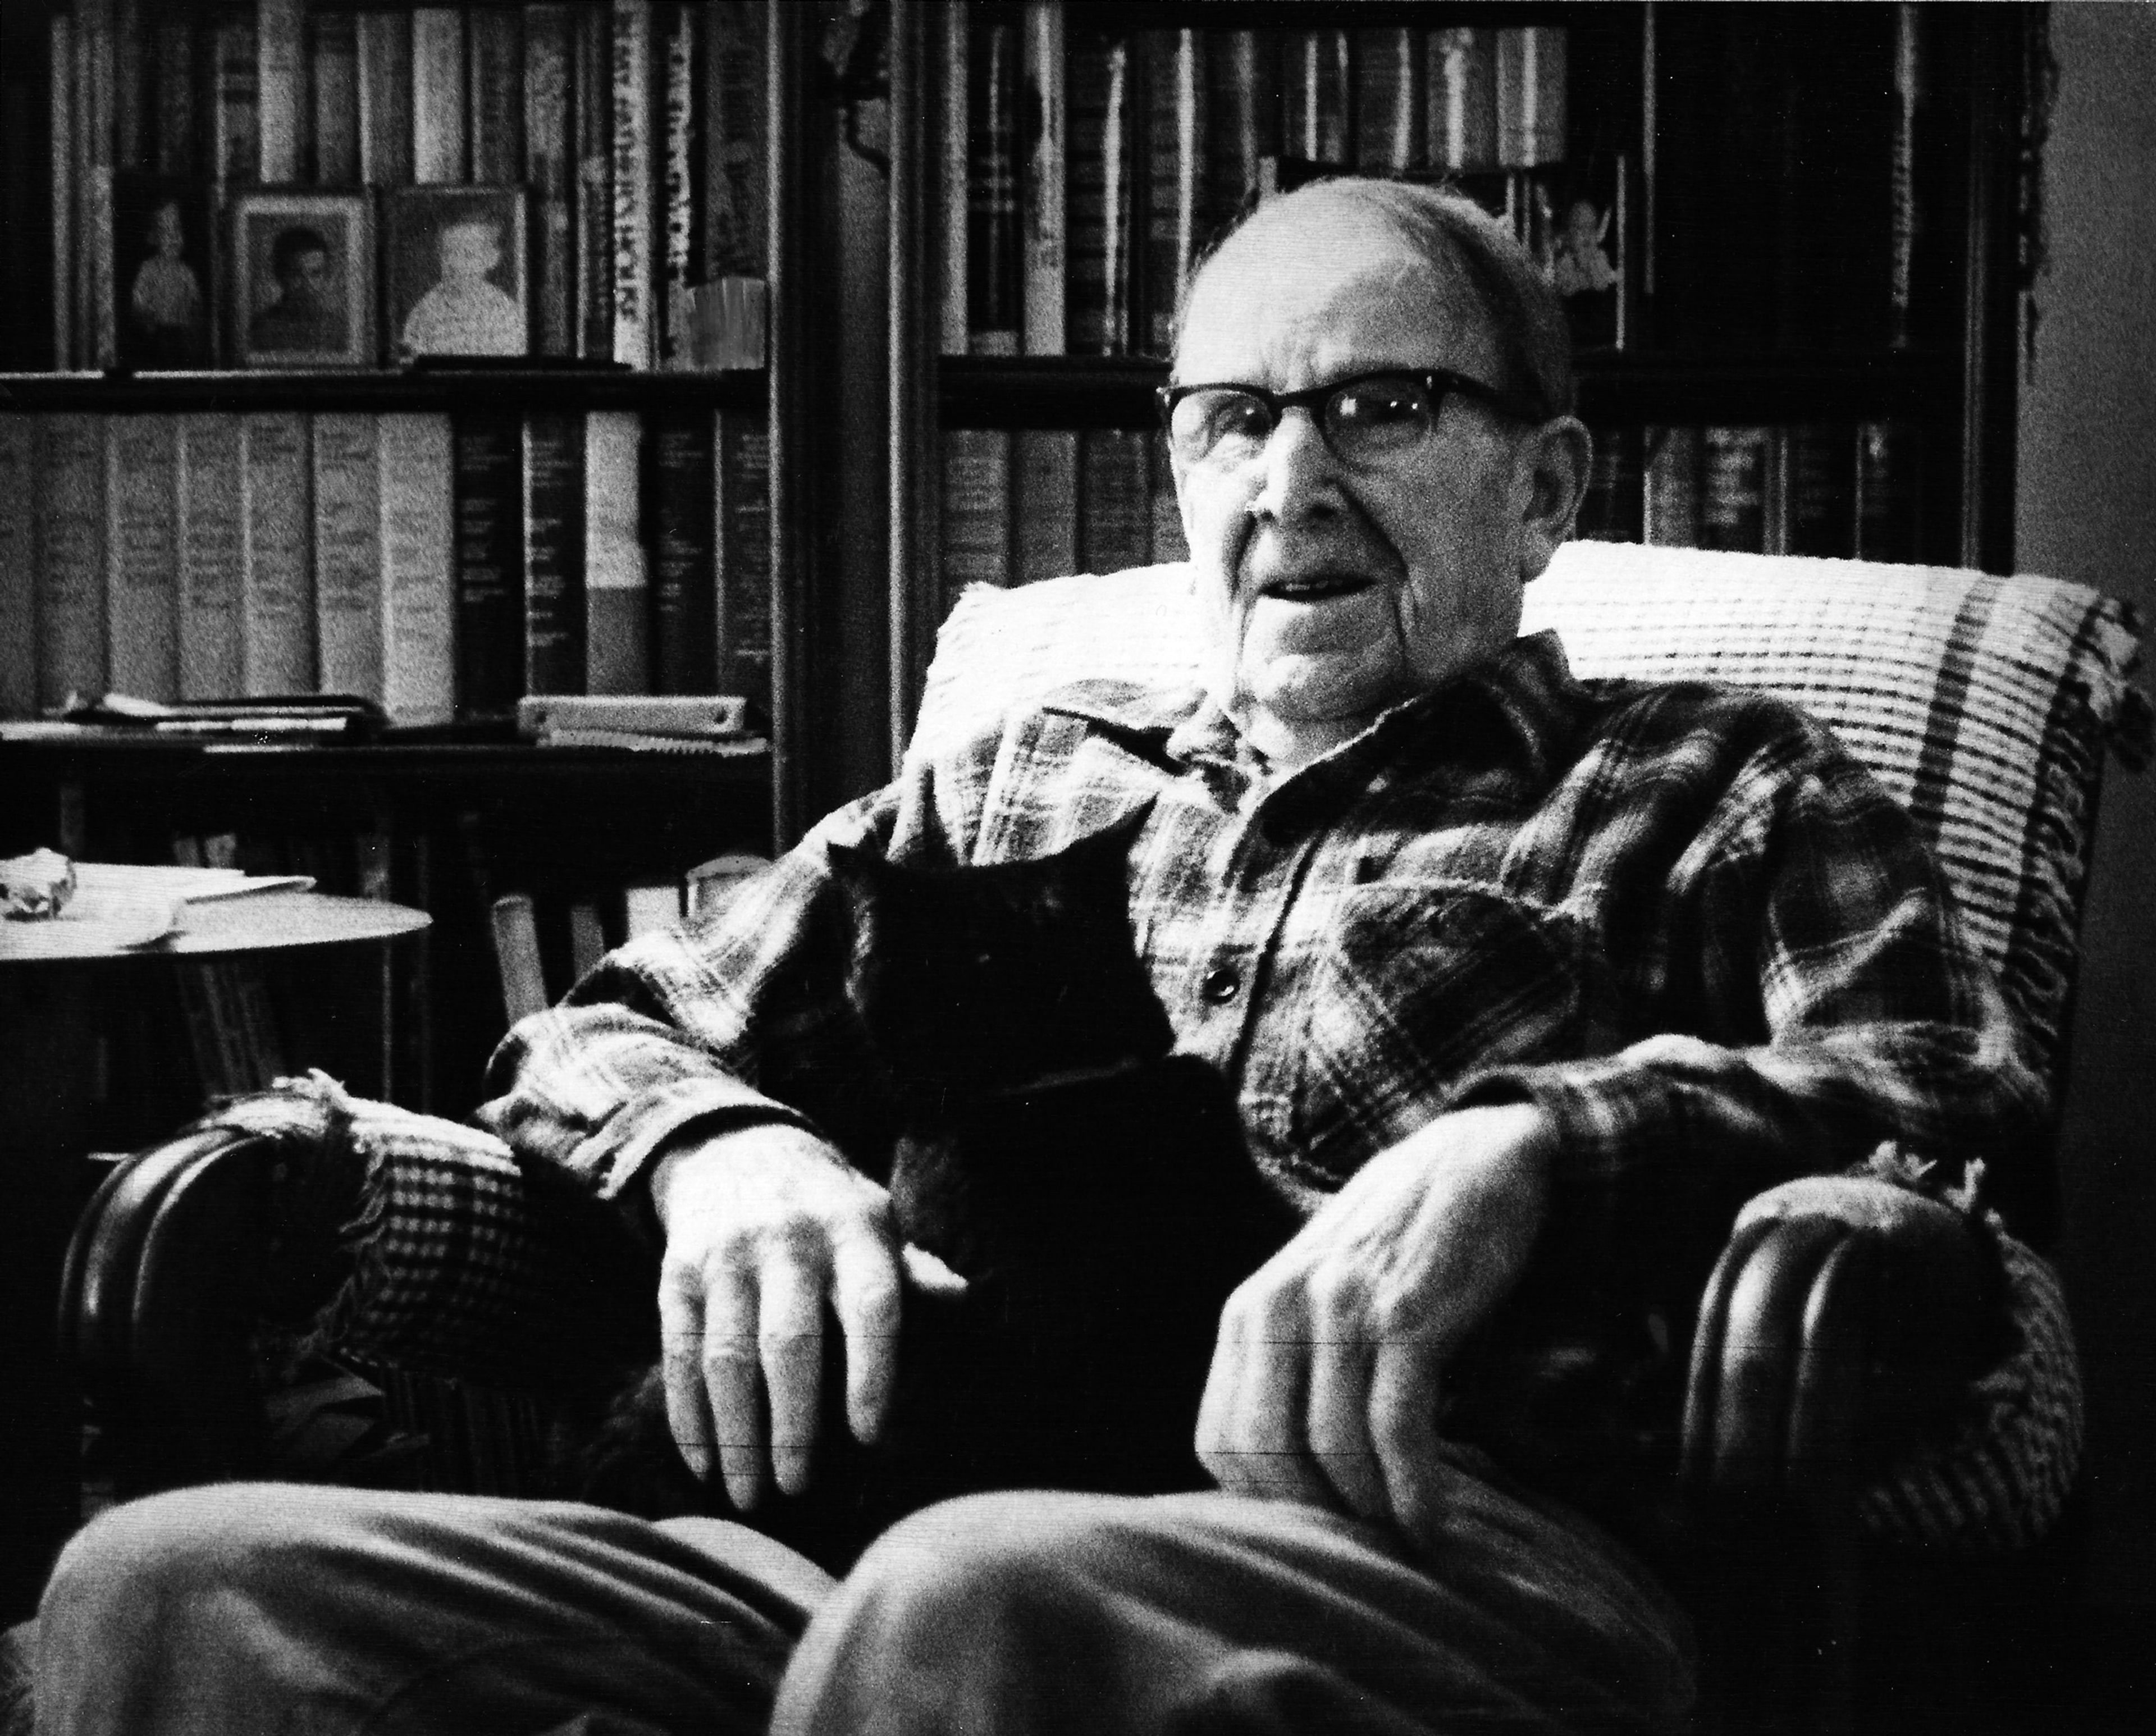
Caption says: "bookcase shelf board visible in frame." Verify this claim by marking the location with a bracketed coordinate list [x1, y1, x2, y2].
[0, 368, 768, 415]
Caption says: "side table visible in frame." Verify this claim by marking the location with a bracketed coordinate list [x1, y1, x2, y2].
[0, 891, 429, 1619]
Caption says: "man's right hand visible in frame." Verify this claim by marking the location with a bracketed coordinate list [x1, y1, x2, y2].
[647, 1124, 905, 1513]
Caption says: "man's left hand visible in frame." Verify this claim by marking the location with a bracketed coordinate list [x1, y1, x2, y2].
[1194, 1102, 1556, 1544]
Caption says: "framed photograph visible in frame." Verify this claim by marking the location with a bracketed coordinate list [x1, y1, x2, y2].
[112, 174, 214, 369]
[230, 190, 377, 369]
[385, 186, 532, 363]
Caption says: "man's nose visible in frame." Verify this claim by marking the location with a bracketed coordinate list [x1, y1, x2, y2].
[1246, 407, 1345, 524]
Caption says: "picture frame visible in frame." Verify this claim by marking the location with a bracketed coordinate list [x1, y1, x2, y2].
[112, 174, 214, 370]
[383, 186, 532, 363]
[230, 189, 377, 369]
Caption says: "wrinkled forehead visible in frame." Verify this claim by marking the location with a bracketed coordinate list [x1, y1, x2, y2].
[1175, 198, 1501, 389]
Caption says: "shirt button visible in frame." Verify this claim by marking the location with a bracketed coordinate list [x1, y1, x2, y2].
[1200, 965, 1241, 1004]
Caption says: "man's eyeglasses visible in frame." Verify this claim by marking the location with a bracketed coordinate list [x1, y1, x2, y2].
[1155, 369, 1546, 470]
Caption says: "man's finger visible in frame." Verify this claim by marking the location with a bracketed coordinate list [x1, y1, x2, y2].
[1210, 1283, 1333, 1507]
[832, 1231, 903, 1446]
[1368, 1337, 1449, 1543]
[759, 1253, 826, 1498]
[657, 1264, 715, 1481]
[1305, 1328, 1388, 1520]
[673, 1259, 767, 1511]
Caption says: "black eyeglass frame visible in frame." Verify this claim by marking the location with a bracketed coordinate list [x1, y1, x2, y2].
[1154, 368, 1550, 466]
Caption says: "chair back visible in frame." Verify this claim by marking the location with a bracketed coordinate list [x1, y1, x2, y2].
[915, 544, 2147, 1092]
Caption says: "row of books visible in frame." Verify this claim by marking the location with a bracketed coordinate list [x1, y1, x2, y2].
[939, 426, 1186, 618]
[941, 12, 1625, 362]
[1580, 422, 1925, 562]
[43, 0, 765, 372]
[0, 406, 771, 724]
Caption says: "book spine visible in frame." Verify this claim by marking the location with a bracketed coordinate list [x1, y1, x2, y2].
[468, 4, 525, 186]
[1696, 424, 1773, 554]
[1020, 3, 1065, 356]
[940, 428, 1011, 613]
[113, 0, 146, 172]
[36, 413, 109, 709]
[80, 1, 117, 369]
[1496, 26, 1566, 170]
[311, 8, 361, 186]
[211, 8, 261, 187]
[311, 410, 385, 701]
[1784, 423, 1856, 559]
[356, 10, 415, 186]
[609, 0, 654, 368]
[1080, 428, 1153, 577]
[257, 0, 307, 183]
[658, 1, 700, 371]
[582, 408, 649, 694]
[524, 3, 575, 356]
[966, 7, 1021, 358]
[1204, 30, 1277, 238]
[239, 410, 316, 695]
[49, 15, 74, 369]
[1356, 27, 1422, 174]
[411, 7, 468, 184]
[1642, 425, 1700, 549]
[705, 1, 767, 277]
[376, 411, 456, 725]
[648, 408, 718, 692]
[1888, 4, 1918, 349]
[1577, 424, 1645, 544]
[1140, 29, 1204, 359]
[1066, 26, 1133, 358]
[715, 408, 770, 710]
[573, 2, 614, 360]
[1284, 29, 1350, 167]
[176, 412, 247, 700]
[1854, 421, 1922, 564]
[153, 15, 198, 178]
[522, 409, 586, 695]
[937, 3, 968, 355]
[0, 417, 36, 716]
[105, 413, 182, 702]
[452, 413, 527, 718]
[1012, 427, 1078, 587]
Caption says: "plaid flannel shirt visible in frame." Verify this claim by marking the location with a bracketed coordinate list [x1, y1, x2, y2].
[481, 631, 2052, 1298]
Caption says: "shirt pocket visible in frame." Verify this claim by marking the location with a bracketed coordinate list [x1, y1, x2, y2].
[1289, 881, 1606, 1183]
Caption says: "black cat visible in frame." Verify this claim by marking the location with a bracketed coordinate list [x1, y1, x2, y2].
[563, 811, 1296, 1567]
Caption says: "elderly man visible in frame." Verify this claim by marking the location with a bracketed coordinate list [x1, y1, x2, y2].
[31, 179, 2040, 1736]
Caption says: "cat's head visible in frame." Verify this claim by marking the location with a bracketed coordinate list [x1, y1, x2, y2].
[828, 807, 1172, 1102]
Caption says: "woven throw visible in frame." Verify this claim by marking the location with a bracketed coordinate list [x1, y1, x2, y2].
[917, 548, 2148, 1081]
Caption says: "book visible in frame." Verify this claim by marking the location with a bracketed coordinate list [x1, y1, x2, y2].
[1141, 29, 1204, 359]
[0, 417, 36, 717]
[523, 3, 575, 356]
[1577, 425, 1644, 544]
[377, 411, 456, 725]
[152, 13, 197, 178]
[311, 410, 384, 702]
[79, 1, 118, 369]
[105, 414, 181, 703]
[1855, 421, 1922, 564]
[1783, 423, 1856, 559]
[1012, 427, 1078, 587]
[411, 7, 468, 184]
[452, 413, 526, 718]
[1496, 27, 1566, 170]
[311, 7, 360, 185]
[36, 414, 109, 710]
[941, 427, 1010, 611]
[705, 2, 767, 278]
[1696, 424, 1773, 554]
[1066, 24, 1134, 357]
[573, 1, 614, 360]
[176, 413, 246, 699]
[1019, 3, 1065, 356]
[257, 0, 306, 184]
[937, 2, 968, 355]
[1204, 30, 1277, 240]
[518, 693, 749, 738]
[966, 6, 1021, 358]
[49, 13, 74, 369]
[1283, 29, 1350, 167]
[355, 10, 415, 186]
[657, 0, 701, 370]
[716, 408, 771, 710]
[1642, 425, 1700, 549]
[609, 0, 655, 369]
[468, 5, 525, 186]
[522, 410, 584, 695]
[112, 0, 146, 173]
[239, 411, 315, 695]
[583, 408, 648, 694]
[211, 7, 261, 186]
[1356, 26, 1422, 175]
[649, 409, 718, 692]
[1081, 430, 1153, 577]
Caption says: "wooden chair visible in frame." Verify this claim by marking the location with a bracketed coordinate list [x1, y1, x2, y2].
[52, 545, 2147, 1734]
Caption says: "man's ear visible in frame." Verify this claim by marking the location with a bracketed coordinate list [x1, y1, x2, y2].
[1514, 415, 1592, 582]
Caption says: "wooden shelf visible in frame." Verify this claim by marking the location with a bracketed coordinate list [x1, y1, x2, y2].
[0, 368, 767, 415]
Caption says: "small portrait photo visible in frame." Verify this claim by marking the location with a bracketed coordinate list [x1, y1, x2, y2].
[113, 175, 213, 369]
[231, 190, 376, 368]
[385, 187, 531, 362]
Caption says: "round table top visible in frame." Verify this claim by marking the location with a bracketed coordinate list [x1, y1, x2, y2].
[0, 890, 430, 966]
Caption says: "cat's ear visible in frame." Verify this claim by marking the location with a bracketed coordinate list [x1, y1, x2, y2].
[1066, 801, 1155, 869]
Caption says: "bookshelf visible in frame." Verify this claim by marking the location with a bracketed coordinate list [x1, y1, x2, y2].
[880, 0, 2036, 747]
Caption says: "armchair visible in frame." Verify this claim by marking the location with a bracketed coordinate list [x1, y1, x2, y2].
[51, 543, 2146, 1735]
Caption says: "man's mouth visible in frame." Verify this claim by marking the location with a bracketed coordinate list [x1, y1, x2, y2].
[1256, 570, 1374, 602]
